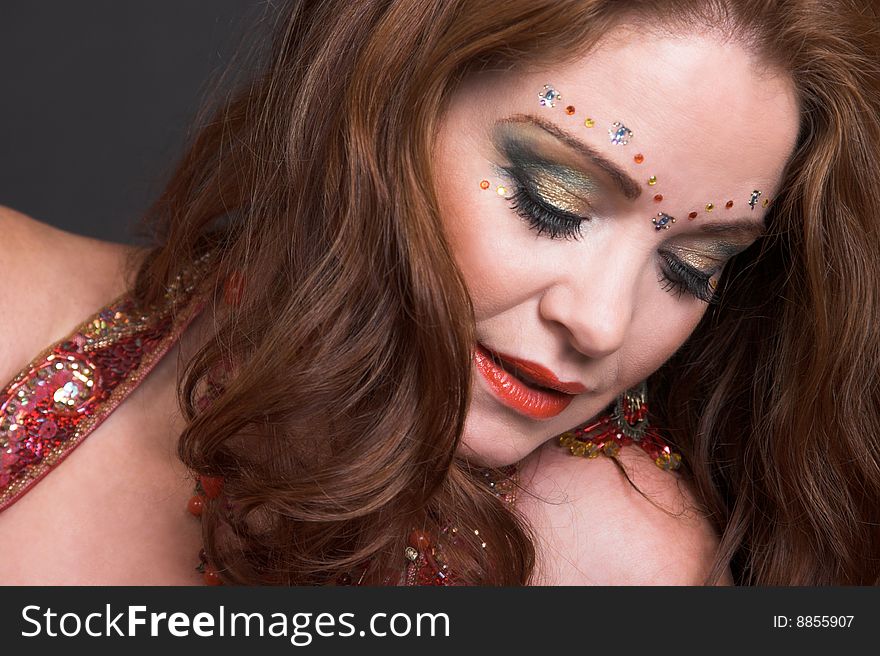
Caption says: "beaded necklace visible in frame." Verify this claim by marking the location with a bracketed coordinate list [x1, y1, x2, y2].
[186, 464, 520, 586]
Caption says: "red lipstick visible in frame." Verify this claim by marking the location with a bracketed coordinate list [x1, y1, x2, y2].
[473, 342, 584, 420]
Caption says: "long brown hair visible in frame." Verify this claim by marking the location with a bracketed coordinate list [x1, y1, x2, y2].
[128, 0, 880, 585]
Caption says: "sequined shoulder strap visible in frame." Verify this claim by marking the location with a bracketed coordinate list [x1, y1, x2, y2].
[0, 252, 213, 512]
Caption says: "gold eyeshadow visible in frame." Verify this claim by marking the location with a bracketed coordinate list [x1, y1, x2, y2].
[521, 165, 599, 215]
[668, 242, 745, 273]
[493, 124, 603, 215]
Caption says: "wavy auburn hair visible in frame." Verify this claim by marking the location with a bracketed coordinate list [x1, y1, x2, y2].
[128, 0, 880, 585]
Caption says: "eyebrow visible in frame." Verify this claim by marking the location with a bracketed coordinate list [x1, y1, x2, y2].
[499, 113, 642, 200]
[498, 113, 768, 240]
[696, 220, 767, 240]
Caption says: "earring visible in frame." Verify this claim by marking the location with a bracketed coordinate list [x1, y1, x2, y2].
[557, 379, 682, 471]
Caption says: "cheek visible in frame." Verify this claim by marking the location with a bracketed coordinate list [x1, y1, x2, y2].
[436, 175, 547, 323]
[622, 292, 708, 387]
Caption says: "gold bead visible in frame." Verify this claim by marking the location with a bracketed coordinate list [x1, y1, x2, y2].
[647, 176, 657, 186]
[584, 118, 595, 128]
[705, 202, 714, 212]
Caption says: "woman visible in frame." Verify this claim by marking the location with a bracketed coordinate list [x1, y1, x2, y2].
[1, 0, 878, 585]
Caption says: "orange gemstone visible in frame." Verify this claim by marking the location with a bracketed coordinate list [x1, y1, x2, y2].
[634, 153, 644, 164]
[565, 105, 575, 115]
[653, 194, 663, 202]
[203, 566, 223, 586]
[725, 200, 734, 209]
[187, 495, 205, 517]
[200, 476, 224, 499]
[688, 211, 698, 220]
[479, 179, 490, 190]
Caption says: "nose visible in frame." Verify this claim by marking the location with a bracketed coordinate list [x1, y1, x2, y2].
[538, 259, 635, 359]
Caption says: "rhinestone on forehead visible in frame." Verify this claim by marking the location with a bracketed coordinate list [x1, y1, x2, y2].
[651, 212, 676, 231]
[748, 189, 762, 210]
[538, 84, 561, 108]
[609, 122, 633, 145]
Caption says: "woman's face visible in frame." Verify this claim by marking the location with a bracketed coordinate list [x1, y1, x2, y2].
[433, 26, 800, 467]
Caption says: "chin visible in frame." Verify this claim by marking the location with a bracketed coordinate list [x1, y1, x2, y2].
[454, 422, 544, 468]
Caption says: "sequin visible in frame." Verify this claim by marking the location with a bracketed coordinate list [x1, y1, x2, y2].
[0, 252, 213, 510]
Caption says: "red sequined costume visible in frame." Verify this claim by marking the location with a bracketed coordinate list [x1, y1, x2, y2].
[1, 255, 681, 586]
[0, 255, 210, 511]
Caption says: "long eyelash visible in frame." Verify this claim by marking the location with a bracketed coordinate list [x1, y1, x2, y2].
[658, 254, 718, 304]
[507, 182, 590, 241]
[502, 176, 718, 303]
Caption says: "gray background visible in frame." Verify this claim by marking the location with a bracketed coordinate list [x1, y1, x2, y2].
[0, 1, 259, 245]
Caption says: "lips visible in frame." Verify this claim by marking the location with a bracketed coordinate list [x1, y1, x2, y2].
[473, 342, 584, 420]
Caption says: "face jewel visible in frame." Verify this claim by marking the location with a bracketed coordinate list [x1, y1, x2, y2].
[565, 105, 576, 115]
[53, 381, 82, 407]
[584, 118, 595, 128]
[609, 122, 633, 145]
[651, 212, 676, 231]
[479, 179, 490, 190]
[647, 175, 657, 186]
[633, 153, 644, 164]
[688, 211, 698, 220]
[705, 202, 714, 212]
[538, 84, 561, 108]
[748, 189, 762, 210]
[725, 200, 734, 209]
[762, 197, 770, 207]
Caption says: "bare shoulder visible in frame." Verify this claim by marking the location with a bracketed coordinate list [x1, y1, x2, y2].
[515, 438, 733, 585]
[0, 205, 147, 383]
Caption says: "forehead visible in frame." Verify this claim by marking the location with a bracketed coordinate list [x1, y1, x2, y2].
[479, 26, 800, 217]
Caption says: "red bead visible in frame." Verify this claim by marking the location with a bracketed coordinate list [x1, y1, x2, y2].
[200, 476, 224, 499]
[187, 495, 205, 516]
[688, 211, 698, 220]
[203, 566, 223, 586]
